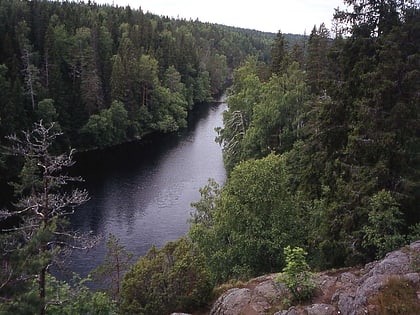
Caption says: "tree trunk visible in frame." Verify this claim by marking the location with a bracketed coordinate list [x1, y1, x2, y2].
[39, 265, 47, 315]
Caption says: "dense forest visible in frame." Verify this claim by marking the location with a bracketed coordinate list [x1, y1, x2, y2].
[1, 0, 420, 314]
[0, 0, 287, 206]
[188, 0, 420, 286]
[193, 0, 420, 279]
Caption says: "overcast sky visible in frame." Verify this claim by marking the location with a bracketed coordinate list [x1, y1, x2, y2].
[95, 0, 347, 34]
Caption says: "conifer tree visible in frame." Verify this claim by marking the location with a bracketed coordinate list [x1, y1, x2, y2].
[0, 121, 97, 315]
[91, 233, 133, 301]
[270, 30, 289, 75]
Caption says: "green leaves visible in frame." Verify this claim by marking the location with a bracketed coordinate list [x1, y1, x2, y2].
[218, 59, 309, 173]
[120, 238, 212, 315]
[1, 121, 92, 314]
[80, 100, 128, 148]
[277, 246, 316, 303]
[189, 154, 307, 283]
[362, 190, 406, 259]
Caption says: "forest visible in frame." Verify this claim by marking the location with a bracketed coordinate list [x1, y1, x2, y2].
[0, 0, 285, 206]
[1, 0, 420, 314]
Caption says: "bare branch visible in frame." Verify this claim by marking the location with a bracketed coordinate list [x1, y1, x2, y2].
[1, 120, 95, 313]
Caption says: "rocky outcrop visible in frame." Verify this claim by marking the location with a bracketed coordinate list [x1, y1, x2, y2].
[210, 275, 287, 315]
[209, 241, 420, 315]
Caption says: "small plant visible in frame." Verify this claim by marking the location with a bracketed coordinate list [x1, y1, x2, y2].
[276, 246, 316, 303]
[369, 276, 420, 315]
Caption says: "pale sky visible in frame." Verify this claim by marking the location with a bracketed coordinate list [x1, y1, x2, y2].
[95, 0, 347, 34]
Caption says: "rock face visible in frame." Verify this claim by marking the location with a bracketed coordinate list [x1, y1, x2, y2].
[209, 241, 420, 315]
[210, 275, 286, 315]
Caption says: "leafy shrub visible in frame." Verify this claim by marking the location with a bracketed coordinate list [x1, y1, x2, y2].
[362, 190, 406, 259]
[189, 154, 306, 284]
[276, 246, 316, 303]
[120, 238, 212, 315]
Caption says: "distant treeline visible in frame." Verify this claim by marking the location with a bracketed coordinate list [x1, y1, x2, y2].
[0, 0, 287, 148]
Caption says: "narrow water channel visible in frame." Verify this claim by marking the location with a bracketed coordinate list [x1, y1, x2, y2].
[67, 97, 227, 277]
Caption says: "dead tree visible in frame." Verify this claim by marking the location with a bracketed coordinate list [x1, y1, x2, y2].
[1, 121, 98, 315]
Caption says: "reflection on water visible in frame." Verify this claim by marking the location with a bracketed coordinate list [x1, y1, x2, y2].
[67, 99, 227, 277]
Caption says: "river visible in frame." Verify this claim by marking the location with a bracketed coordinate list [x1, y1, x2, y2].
[67, 97, 227, 277]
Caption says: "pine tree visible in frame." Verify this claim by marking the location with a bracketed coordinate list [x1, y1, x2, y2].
[0, 121, 98, 315]
[91, 233, 133, 301]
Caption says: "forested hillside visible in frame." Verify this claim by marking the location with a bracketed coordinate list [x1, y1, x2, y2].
[0, 0, 275, 147]
[189, 0, 420, 284]
[1, 0, 420, 314]
[119, 1, 420, 312]
[0, 0, 286, 206]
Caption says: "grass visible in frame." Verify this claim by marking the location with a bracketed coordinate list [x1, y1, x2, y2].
[368, 276, 420, 315]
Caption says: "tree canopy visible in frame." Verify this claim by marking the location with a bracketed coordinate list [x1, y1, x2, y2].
[2, 0, 420, 313]
[192, 0, 420, 281]
[0, 0, 286, 207]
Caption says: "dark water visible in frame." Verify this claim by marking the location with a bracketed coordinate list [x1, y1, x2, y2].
[67, 98, 227, 277]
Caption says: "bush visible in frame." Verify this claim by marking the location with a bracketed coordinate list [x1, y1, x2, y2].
[276, 246, 316, 303]
[362, 190, 406, 259]
[120, 238, 212, 315]
[0, 274, 116, 315]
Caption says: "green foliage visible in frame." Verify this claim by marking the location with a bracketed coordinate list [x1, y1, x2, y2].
[363, 191, 406, 259]
[241, 62, 308, 157]
[198, 0, 420, 280]
[120, 238, 212, 315]
[0, 0, 276, 154]
[288, 3, 420, 267]
[80, 100, 128, 148]
[277, 246, 316, 303]
[189, 178, 221, 228]
[1, 1, 420, 308]
[0, 121, 92, 314]
[271, 30, 289, 75]
[150, 85, 188, 133]
[306, 23, 331, 94]
[190, 154, 307, 283]
[0, 274, 116, 315]
[212, 2, 420, 273]
[217, 67, 262, 170]
[218, 58, 309, 173]
[35, 99, 59, 125]
[91, 233, 133, 301]
[407, 223, 420, 243]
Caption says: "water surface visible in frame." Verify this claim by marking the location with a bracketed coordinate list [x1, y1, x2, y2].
[68, 98, 227, 276]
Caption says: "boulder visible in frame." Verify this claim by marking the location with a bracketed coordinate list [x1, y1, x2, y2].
[210, 274, 286, 315]
[210, 288, 252, 315]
